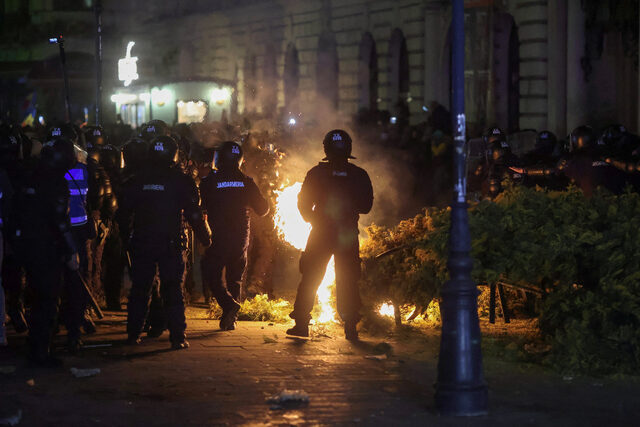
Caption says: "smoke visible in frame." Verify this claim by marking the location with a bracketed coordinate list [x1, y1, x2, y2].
[273, 101, 427, 229]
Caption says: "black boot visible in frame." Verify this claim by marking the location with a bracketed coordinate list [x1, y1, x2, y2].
[171, 340, 190, 350]
[67, 337, 83, 355]
[220, 302, 240, 331]
[28, 343, 63, 368]
[126, 335, 141, 345]
[286, 323, 309, 338]
[344, 321, 358, 341]
[147, 327, 164, 338]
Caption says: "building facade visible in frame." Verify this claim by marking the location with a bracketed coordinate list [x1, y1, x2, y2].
[1, 0, 639, 137]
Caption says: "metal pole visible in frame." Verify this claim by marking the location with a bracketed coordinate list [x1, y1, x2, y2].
[434, 0, 488, 416]
[95, 0, 103, 125]
[59, 37, 72, 123]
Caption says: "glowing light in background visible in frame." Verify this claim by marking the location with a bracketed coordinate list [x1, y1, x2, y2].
[378, 302, 395, 317]
[151, 88, 172, 106]
[211, 87, 231, 105]
[110, 93, 137, 104]
[118, 41, 139, 87]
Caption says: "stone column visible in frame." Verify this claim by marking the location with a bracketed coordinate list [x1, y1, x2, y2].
[566, 0, 588, 132]
[547, 0, 568, 136]
[423, 1, 449, 109]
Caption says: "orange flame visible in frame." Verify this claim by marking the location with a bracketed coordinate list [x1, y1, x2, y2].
[274, 183, 336, 323]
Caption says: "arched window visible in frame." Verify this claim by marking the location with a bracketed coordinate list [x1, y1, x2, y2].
[244, 53, 258, 113]
[262, 43, 278, 116]
[316, 33, 339, 109]
[283, 43, 299, 111]
[389, 28, 410, 113]
[493, 12, 520, 132]
[358, 32, 378, 112]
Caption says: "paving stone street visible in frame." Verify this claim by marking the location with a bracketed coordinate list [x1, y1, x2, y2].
[1, 309, 639, 426]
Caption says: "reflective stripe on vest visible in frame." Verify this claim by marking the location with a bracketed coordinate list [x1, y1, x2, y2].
[65, 163, 89, 227]
[70, 215, 88, 225]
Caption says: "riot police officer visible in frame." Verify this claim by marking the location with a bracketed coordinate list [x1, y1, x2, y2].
[48, 124, 98, 343]
[99, 143, 125, 310]
[472, 127, 521, 199]
[519, 131, 568, 190]
[287, 130, 373, 340]
[136, 122, 172, 336]
[559, 125, 626, 197]
[139, 120, 171, 142]
[0, 126, 29, 334]
[8, 137, 79, 365]
[84, 125, 106, 153]
[0, 140, 14, 346]
[597, 125, 640, 190]
[200, 141, 269, 330]
[117, 135, 211, 349]
[122, 137, 149, 177]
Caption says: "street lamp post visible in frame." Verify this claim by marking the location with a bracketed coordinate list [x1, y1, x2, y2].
[95, 0, 103, 125]
[434, 0, 488, 416]
[49, 35, 72, 122]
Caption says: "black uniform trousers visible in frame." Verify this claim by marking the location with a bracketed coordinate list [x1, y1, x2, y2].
[291, 226, 362, 324]
[202, 242, 246, 311]
[19, 241, 65, 358]
[61, 226, 90, 340]
[2, 252, 26, 328]
[128, 241, 186, 343]
[102, 221, 126, 310]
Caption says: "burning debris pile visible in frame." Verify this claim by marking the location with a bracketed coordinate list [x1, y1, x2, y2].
[208, 294, 293, 323]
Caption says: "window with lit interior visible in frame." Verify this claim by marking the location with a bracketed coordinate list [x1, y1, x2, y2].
[177, 100, 208, 124]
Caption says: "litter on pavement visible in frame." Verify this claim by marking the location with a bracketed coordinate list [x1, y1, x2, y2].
[70, 367, 101, 378]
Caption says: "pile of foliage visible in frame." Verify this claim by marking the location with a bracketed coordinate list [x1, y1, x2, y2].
[361, 184, 640, 374]
[209, 294, 293, 323]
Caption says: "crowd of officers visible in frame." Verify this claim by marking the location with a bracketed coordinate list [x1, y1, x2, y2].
[5, 112, 634, 365]
[0, 118, 375, 366]
[0, 119, 276, 366]
[469, 124, 640, 200]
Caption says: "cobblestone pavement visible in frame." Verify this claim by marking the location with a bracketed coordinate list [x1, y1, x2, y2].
[1, 310, 639, 426]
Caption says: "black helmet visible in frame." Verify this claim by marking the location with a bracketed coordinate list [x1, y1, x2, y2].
[47, 123, 77, 144]
[322, 129, 355, 161]
[84, 125, 106, 149]
[569, 125, 595, 153]
[1, 126, 33, 163]
[139, 120, 170, 142]
[122, 137, 148, 169]
[100, 144, 122, 171]
[489, 140, 512, 163]
[483, 126, 506, 145]
[190, 143, 215, 165]
[214, 141, 243, 170]
[598, 124, 627, 153]
[535, 130, 557, 151]
[41, 137, 77, 172]
[173, 133, 192, 165]
[148, 135, 178, 167]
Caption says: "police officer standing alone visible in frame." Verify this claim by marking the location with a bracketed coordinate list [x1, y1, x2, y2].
[287, 130, 373, 340]
[117, 136, 211, 349]
[200, 141, 269, 331]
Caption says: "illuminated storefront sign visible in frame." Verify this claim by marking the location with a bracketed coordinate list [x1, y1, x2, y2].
[118, 41, 139, 87]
